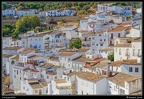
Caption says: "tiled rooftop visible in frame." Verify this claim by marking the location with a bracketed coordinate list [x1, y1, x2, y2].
[29, 82, 43, 89]
[72, 56, 93, 62]
[125, 74, 142, 83]
[99, 48, 114, 52]
[89, 60, 108, 70]
[11, 55, 19, 61]
[77, 72, 105, 82]
[23, 68, 39, 72]
[108, 26, 127, 32]
[67, 72, 78, 76]
[3, 47, 22, 50]
[114, 43, 131, 47]
[59, 52, 76, 56]
[55, 79, 67, 84]
[2, 54, 14, 58]
[40, 63, 53, 68]
[110, 59, 139, 66]
[108, 72, 133, 87]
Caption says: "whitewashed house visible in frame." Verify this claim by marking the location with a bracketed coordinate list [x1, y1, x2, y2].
[18, 30, 35, 38]
[90, 32, 109, 52]
[113, 15, 126, 23]
[99, 47, 114, 58]
[106, 26, 128, 46]
[107, 72, 141, 95]
[48, 31, 69, 48]
[79, 19, 88, 31]
[2, 37, 12, 49]
[97, 4, 111, 12]
[136, 8, 142, 14]
[76, 72, 107, 95]
[61, 25, 78, 40]
[11, 39, 22, 47]
[28, 32, 49, 51]
[59, 52, 81, 70]
[71, 55, 93, 72]
[12, 48, 46, 90]
[126, 27, 141, 37]
[17, 9, 37, 17]
[36, 11, 47, 18]
[114, 37, 142, 61]
[2, 54, 15, 75]
[130, 18, 142, 26]
[47, 56, 60, 66]
[48, 79, 72, 95]
[107, 59, 142, 76]
[2, 7, 17, 17]
[21, 78, 48, 95]
[2, 47, 24, 55]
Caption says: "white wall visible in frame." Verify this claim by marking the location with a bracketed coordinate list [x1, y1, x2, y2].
[76, 76, 95, 95]
[121, 64, 142, 76]
[96, 78, 107, 94]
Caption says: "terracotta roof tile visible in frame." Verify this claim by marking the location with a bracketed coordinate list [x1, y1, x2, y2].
[59, 52, 76, 56]
[77, 72, 105, 82]
[108, 72, 133, 87]
[126, 75, 141, 82]
[40, 63, 53, 68]
[55, 79, 67, 84]
[108, 26, 127, 32]
[11, 55, 19, 61]
[67, 72, 78, 76]
[3, 54, 14, 58]
[114, 43, 131, 47]
[3, 47, 22, 50]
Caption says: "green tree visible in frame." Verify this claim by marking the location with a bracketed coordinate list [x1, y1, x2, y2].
[126, 16, 131, 21]
[13, 15, 40, 38]
[70, 38, 82, 49]
[108, 53, 114, 61]
[17, 6, 24, 10]
[2, 4, 7, 10]
[82, 5, 90, 11]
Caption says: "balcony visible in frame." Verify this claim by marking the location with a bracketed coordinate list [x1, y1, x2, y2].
[137, 53, 141, 57]
[125, 52, 130, 56]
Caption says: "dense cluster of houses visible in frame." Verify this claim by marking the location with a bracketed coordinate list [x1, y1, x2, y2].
[2, 7, 76, 18]
[2, 4, 142, 95]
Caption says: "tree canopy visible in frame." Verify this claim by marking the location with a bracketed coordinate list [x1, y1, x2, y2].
[70, 38, 82, 49]
[12, 15, 40, 38]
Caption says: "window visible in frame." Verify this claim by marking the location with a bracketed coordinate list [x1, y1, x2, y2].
[35, 90, 38, 93]
[119, 49, 121, 55]
[100, 44, 103, 46]
[129, 67, 133, 72]
[39, 38, 41, 41]
[138, 49, 140, 56]
[17, 70, 18, 74]
[92, 42, 95, 45]
[92, 37, 95, 40]
[133, 49, 135, 56]
[100, 39, 102, 41]
[14, 75, 16, 78]
[23, 87, 25, 90]
[47, 76, 49, 79]
[135, 68, 139, 72]
[96, 44, 98, 46]
[99, 34, 101, 36]
[20, 77, 21, 80]
[55, 76, 57, 79]
[120, 89, 125, 94]
[104, 39, 106, 41]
